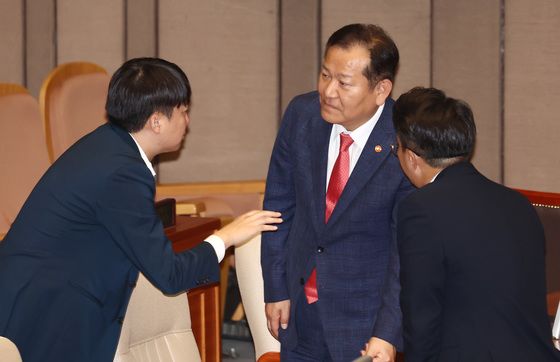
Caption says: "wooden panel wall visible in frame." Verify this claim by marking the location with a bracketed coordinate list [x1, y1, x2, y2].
[432, 0, 502, 182]
[0, 0, 24, 85]
[156, 0, 279, 183]
[504, 0, 560, 192]
[1, 1, 559, 191]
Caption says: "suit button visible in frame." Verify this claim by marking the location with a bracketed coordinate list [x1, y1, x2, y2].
[118, 317, 124, 324]
[317, 246, 324, 253]
[299, 277, 305, 285]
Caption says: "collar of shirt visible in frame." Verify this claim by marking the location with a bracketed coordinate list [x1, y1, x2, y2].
[129, 133, 156, 177]
[430, 169, 443, 183]
[326, 103, 385, 186]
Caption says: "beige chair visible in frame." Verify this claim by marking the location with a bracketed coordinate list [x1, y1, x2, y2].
[235, 234, 281, 362]
[114, 273, 201, 362]
[0, 336, 22, 362]
[39, 61, 110, 162]
[0, 84, 51, 237]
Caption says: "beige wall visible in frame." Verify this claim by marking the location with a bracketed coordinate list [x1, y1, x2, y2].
[0, 0, 24, 85]
[157, 0, 279, 183]
[1, 1, 559, 191]
[432, 0, 502, 182]
[504, 0, 560, 192]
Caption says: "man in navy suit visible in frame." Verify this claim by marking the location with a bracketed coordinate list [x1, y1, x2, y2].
[262, 24, 413, 361]
[0, 58, 281, 362]
[393, 87, 560, 361]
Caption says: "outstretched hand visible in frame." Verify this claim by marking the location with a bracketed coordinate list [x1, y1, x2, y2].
[214, 210, 282, 248]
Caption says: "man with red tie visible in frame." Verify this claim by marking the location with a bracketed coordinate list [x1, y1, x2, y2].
[262, 24, 413, 362]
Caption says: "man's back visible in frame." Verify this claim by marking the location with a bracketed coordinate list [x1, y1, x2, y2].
[398, 162, 560, 361]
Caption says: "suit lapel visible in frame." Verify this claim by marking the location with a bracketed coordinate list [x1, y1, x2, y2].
[310, 115, 332, 234]
[326, 101, 396, 227]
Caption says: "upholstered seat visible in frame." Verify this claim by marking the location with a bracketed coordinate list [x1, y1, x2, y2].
[39, 62, 110, 162]
[0, 336, 22, 362]
[235, 234, 280, 362]
[114, 273, 201, 362]
[0, 84, 50, 236]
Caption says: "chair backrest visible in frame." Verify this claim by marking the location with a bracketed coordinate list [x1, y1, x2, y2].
[39, 61, 110, 162]
[235, 234, 280, 361]
[0, 84, 51, 236]
[114, 273, 201, 362]
[516, 189, 560, 294]
[0, 336, 22, 362]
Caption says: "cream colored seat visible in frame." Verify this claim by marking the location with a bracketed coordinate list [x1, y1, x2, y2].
[39, 61, 110, 162]
[114, 273, 201, 362]
[235, 234, 280, 362]
[0, 84, 50, 237]
[0, 336, 22, 362]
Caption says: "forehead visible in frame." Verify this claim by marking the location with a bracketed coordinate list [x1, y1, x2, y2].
[323, 45, 369, 75]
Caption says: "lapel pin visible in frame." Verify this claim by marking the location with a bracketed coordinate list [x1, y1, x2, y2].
[374, 145, 383, 153]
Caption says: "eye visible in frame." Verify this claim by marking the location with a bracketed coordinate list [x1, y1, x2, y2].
[321, 72, 331, 80]
[339, 81, 351, 87]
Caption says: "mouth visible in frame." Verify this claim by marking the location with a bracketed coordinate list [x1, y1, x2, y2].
[321, 101, 340, 112]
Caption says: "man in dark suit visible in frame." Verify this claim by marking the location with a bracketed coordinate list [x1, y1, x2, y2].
[262, 24, 413, 361]
[392, 87, 560, 361]
[0, 58, 281, 362]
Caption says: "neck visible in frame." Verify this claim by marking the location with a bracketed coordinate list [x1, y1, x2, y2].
[418, 163, 444, 187]
[130, 131, 157, 160]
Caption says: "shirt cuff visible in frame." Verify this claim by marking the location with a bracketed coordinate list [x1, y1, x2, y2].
[204, 234, 226, 262]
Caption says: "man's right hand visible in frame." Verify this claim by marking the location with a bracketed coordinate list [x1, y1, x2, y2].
[265, 300, 290, 340]
[214, 210, 282, 249]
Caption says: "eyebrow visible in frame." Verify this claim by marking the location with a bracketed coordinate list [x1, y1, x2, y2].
[321, 65, 353, 79]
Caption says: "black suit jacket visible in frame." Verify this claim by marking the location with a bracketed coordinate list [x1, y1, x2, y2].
[0, 123, 219, 362]
[398, 162, 560, 361]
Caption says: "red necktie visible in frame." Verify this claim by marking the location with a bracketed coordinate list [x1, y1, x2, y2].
[304, 133, 354, 304]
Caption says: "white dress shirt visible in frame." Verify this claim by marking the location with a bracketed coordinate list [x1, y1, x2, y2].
[326, 103, 385, 189]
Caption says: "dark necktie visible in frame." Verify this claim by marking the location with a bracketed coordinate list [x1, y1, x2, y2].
[304, 133, 354, 304]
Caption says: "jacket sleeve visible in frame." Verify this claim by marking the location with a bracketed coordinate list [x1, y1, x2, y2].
[261, 99, 299, 303]
[96, 161, 220, 294]
[397, 194, 445, 361]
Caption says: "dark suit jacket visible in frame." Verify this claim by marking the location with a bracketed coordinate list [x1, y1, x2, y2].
[398, 162, 560, 361]
[0, 123, 220, 362]
[262, 91, 413, 361]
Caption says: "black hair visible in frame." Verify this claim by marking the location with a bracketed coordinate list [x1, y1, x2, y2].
[393, 87, 476, 167]
[106, 57, 191, 132]
[325, 23, 399, 86]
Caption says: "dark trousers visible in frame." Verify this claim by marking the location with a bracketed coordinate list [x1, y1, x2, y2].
[280, 293, 333, 362]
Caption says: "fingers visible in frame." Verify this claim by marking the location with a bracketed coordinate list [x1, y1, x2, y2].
[280, 305, 290, 330]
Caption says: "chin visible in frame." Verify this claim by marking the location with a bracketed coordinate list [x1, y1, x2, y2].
[320, 110, 341, 124]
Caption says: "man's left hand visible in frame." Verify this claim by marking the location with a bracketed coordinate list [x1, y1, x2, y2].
[361, 337, 396, 362]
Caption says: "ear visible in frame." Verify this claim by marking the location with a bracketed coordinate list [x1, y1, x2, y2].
[405, 148, 421, 173]
[147, 112, 162, 134]
[374, 79, 393, 106]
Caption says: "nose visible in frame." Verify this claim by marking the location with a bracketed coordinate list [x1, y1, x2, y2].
[323, 79, 338, 98]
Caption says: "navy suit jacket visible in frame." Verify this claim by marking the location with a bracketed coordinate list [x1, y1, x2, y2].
[0, 123, 219, 362]
[398, 162, 560, 361]
[262, 91, 413, 361]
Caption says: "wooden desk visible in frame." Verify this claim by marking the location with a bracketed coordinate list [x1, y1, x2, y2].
[165, 215, 222, 362]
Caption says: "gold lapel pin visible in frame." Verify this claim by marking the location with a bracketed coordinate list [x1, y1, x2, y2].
[374, 145, 383, 153]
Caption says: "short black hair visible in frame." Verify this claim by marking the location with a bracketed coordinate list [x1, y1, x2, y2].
[325, 23, 399, 86]
[393, 87, 476, 167]
[106, 57, 191, 132]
